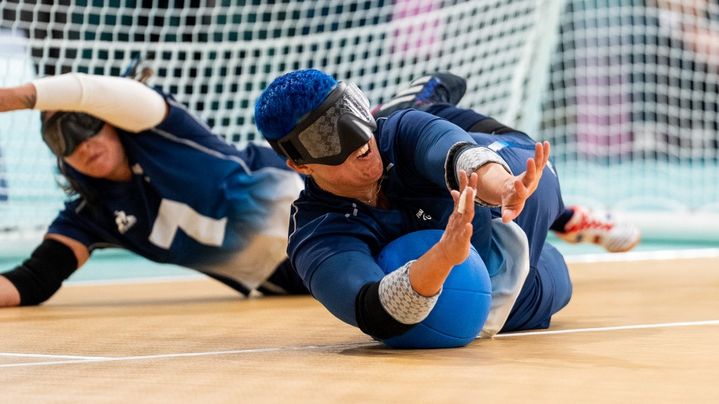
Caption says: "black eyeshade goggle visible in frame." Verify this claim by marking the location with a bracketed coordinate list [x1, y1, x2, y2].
[41, 111, 105, 157]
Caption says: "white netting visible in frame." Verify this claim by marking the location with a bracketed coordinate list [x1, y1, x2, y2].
[0, 0, 717, 243]
[0, 29, 61, 244]
[536, 0, 719, 239]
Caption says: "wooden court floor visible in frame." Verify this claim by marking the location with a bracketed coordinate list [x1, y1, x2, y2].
[1, 255, 718, 403]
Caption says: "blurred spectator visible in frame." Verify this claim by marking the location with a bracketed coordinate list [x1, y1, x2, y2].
[634, 0, 719, 157]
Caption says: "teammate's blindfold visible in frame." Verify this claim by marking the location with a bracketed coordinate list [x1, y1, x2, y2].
[41, 111, 105, 157]
[268, 81, 377, 166]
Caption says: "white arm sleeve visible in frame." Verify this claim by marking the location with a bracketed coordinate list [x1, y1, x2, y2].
[31, 73, 167, 132]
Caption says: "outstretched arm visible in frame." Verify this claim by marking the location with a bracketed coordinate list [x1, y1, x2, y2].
[0, 73, 167, 132]
[473, 141, 551, 222]
[391, 110, 550, 222]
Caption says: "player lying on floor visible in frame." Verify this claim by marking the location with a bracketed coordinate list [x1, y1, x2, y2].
[0, 72, 309, 306]
[254, 69, 635, 345]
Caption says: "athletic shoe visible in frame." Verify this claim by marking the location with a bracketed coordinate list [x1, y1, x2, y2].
[372, 72, 467, 118]
[555, 206, 641, 253]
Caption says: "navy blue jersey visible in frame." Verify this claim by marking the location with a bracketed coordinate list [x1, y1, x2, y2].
[430, 105, 572, 332]
[49, 93, 303, 293]
[424, 104, 565, 266]
[288, 108, 567, 334]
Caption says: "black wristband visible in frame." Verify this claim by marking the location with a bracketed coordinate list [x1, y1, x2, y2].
[1, 239, 78, 305]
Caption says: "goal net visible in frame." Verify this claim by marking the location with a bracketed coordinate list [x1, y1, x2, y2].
[0, 0, 716, 248]
[538, 0, 719, 241]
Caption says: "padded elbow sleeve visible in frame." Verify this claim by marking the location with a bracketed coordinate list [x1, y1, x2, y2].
[1, 239, 78, 306]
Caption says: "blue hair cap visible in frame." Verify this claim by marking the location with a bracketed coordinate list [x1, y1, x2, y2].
[255, 69, 338, 141]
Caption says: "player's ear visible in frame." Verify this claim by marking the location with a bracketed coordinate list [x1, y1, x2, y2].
[286, 159, 311, 175]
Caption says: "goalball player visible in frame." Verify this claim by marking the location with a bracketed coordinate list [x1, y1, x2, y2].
[254, 69, 637, 342]
[0, 73, 309, 306]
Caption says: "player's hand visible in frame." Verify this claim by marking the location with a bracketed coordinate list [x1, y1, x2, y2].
[500, 141, 550, 223]
[0, 83, 38, 112]
[436, 170, 477, 266]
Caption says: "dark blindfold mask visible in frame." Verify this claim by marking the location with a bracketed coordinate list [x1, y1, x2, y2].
[41, 111, 105, 157]
[268, 81, 377, 166]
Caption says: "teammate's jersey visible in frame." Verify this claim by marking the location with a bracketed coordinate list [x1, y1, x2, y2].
[49, 93, 303, 293]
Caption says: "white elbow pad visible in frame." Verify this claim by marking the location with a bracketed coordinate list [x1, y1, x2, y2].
[378, 260, 441, 325]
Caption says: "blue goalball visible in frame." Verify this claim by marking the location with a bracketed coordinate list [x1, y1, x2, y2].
[376, 230, 492, 349]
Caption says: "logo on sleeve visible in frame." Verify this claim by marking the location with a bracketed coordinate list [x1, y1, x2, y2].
[416, 208, 432, 221]
[114, 210, 137, 234]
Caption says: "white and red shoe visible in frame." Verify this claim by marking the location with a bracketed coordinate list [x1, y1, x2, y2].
[555, 206, 641, 253]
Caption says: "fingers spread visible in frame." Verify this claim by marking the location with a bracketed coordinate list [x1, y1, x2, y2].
[544, 141, 551, 161]
[524, 158, 536, 185]
[455, 170, 478, 217]
[450, 189, 460, 205]
[457, 188, 468, 214]
[534, 142, 543, 163]
[458, 169, 468, 191]
[457, 187, 475, 215]
[538, 141, 550, 169]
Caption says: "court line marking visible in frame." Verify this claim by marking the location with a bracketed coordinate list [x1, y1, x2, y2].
[493, 319, 719, 338]
[2, 319, 718, 369]
[0, 353, 112, 360]
[0, 342, 377, 369]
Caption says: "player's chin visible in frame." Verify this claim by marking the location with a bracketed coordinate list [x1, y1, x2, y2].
[84, 167, 113, 179]
[364, 160, 384, 182]
[87, 159, 120, 178]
